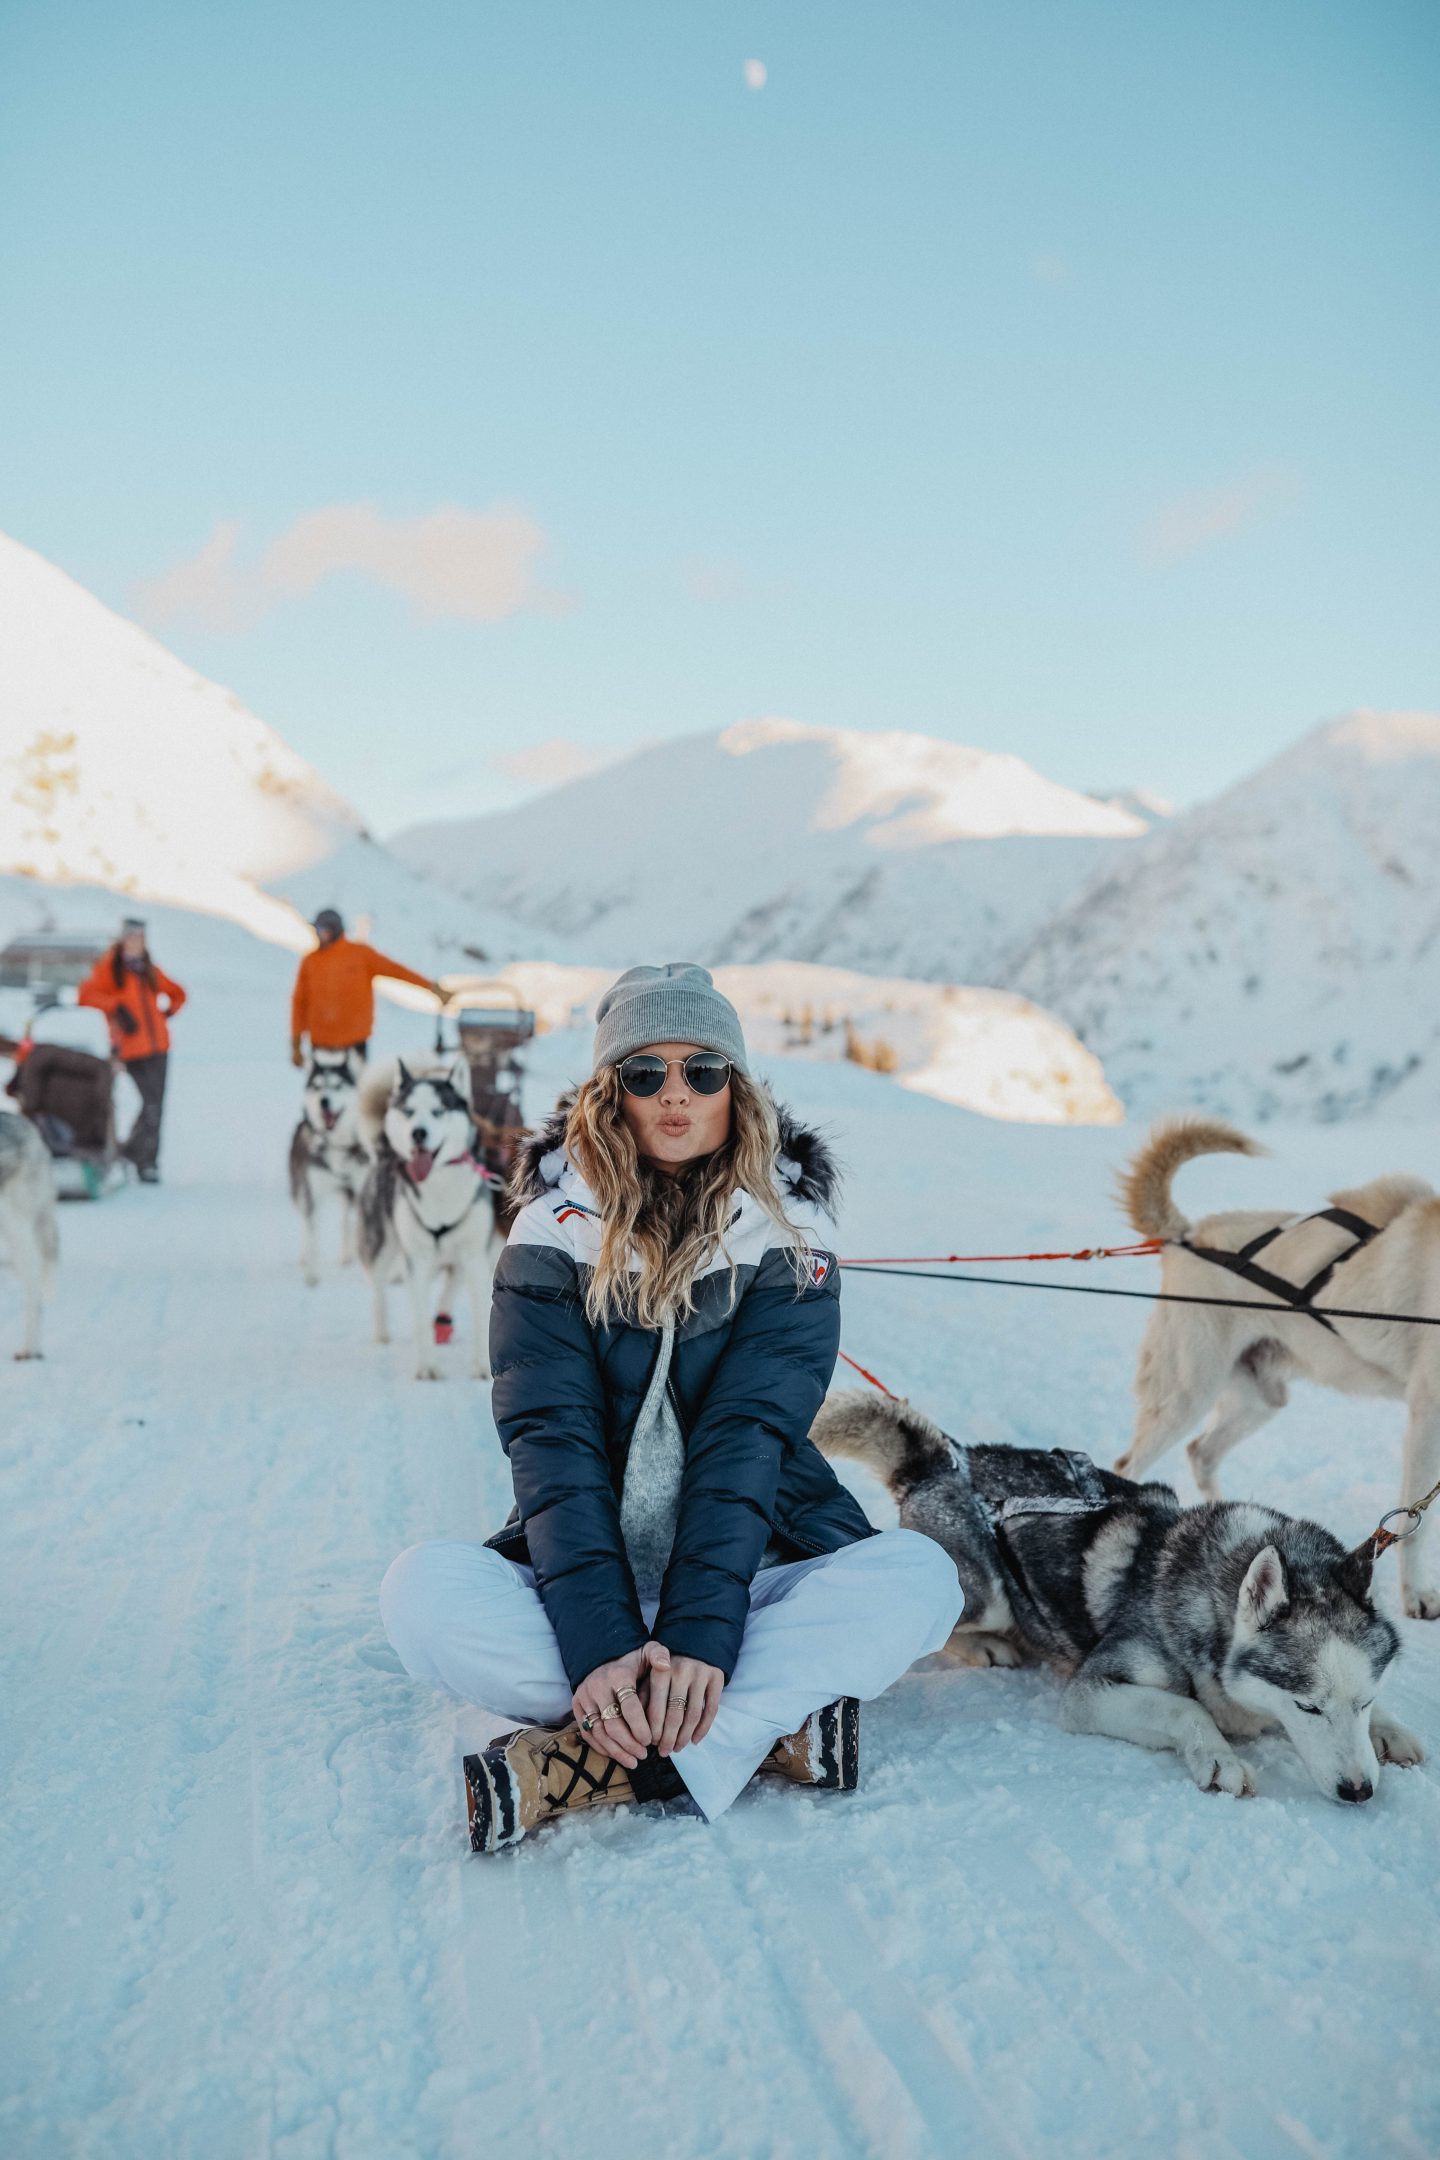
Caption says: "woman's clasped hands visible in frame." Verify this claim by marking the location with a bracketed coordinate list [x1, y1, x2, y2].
[572, 1642, 725, 1768]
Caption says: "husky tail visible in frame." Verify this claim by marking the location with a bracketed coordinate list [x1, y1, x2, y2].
[810, 1388, 954, 1501]
[356, 1059, 399, 1157]
[1119, 1115, 1262, 1242]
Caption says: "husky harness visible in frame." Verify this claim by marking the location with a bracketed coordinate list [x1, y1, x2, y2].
[943, 1437, 1160, 1666]
[396, 1155, 498, 1244]
[1180, 1206, 1379, 1334]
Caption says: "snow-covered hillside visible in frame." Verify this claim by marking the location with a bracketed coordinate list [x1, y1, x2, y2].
[391, 718, 1147, 982]
[481, 958, 1120, 1124]
[0, 532, 507, 969]
[1008, 711, 1440, 1122]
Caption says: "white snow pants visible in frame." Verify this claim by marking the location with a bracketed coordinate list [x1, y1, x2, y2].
[380, 1529, 962, 1821]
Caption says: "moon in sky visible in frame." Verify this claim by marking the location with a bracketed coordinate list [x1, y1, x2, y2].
[743, 59, 767, 91]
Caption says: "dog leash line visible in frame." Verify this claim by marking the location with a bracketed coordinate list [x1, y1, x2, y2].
[838, 1262, 1440, 1328]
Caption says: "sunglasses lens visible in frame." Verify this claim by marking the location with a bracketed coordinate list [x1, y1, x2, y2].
[685, 1055, 731, 1094]
[619, 1057, 666, 1096]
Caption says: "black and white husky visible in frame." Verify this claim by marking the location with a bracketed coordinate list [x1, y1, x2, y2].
[814, 1390, 1425, 1804]
[356, 1057, 502, 1381]
[0, 1109, 58, 1360]
[289, 1050, 367, 1285]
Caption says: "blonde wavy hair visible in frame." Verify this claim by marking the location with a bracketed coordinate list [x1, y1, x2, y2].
[565, 1065, 810, 1328]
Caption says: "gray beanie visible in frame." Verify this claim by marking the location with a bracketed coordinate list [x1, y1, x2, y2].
[592, 963, 749, 1076]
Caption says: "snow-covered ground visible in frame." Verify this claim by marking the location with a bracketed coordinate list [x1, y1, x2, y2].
[3, 988, 1437, 2158]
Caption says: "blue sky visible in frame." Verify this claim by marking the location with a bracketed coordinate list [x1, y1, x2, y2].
[2, 0, 1437, 834]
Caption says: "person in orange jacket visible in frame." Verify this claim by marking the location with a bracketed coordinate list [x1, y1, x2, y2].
[77, 916, 186, 1182]
[290, 909, 443, 1067]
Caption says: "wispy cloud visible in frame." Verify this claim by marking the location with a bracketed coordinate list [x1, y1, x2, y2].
[1030, 252, 1071, 285]
[492, 737, 621, 792]
[1141, 466, 1301, 567]
[743, 58, 767, 91]
[133, 502, 574, 631]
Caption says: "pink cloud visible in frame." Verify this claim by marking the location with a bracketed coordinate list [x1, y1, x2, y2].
[1142, 467, 1301, 566]
[133, 502, 573, 631]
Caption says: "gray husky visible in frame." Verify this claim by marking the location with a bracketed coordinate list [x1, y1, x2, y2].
[289, 1050, 368, 1285]
[813, 1390, 1425, 1803]
[0, 1110, 59, 1360]
[356, 1056, 501, 1381]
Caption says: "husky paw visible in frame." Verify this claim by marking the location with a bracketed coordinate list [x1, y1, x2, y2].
[1187, 1745, 1255, 1798]
[13, 1349, 43, 1362]
[1372, 1713, 1425, 1768]
[947, 1631, 1024, 1669]
[472, 1362, 492, 1383]
[1185, 1443, 1224, 1501]
[413, 1361, 442, 1383]
[1402, 1587, 1440, 1621]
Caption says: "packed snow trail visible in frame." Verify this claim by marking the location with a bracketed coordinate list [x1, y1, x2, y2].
[2, 1019, 1437, 2158]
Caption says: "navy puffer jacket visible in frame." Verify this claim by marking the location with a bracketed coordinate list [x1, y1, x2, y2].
[486, 1095, 873, 1688]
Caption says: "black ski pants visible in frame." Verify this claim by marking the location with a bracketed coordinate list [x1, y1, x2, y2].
[123, 1053, 168, 1173]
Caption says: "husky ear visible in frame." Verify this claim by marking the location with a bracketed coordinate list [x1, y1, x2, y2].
[1238, 1545, 1288, 1629]
[1336, 1543, 1375, 1606]
[448, 1054, 472, 1101]
[395, 1058, 413, 1091]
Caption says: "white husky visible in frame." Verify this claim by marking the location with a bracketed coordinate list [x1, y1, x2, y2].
[356, 1057, 502, 1381]
[0, 1110, 59, 1360]
[289, 1050, 367, 1285]
[1117, 1116, 1440, 1621]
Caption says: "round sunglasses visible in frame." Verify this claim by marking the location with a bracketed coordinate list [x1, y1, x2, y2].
[617, 1052, 733, 1098]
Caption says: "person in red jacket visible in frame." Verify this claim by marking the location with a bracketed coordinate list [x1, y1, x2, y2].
[77, 917, 186, 1183]
[290, 909, 442, 1066]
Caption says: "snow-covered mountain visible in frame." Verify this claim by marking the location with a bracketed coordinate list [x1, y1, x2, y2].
[0, 530, 504, 966]
[1007, 711, 1440, 1121]
[390, 717, 1147, 982]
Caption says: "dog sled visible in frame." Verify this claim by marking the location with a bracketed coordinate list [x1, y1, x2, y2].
[434, 980, 535, 1203]
[1, 935, 126, 1199]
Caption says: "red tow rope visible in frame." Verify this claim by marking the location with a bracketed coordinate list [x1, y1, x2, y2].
[838, 1239, 1163, 1266]
[837, 1350, 901, 1399]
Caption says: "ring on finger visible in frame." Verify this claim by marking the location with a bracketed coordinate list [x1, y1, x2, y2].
[580, 1712, 597, 1732]
[614, 1685, 636, 1704]
[600, 1701, 621, 1721]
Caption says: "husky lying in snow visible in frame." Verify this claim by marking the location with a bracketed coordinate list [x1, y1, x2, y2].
[357, 1057, 503, 1381]
[289, 1050, 367, 1285]
[0, 1110, 58, 1360]
[1115, 1116, 1440, 1621]
[813, 1390, 1424, 1803]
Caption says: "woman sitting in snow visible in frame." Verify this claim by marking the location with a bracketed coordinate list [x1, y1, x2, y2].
[380, 963, 960, 1851]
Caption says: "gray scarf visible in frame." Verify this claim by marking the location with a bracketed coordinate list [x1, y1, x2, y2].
[619, 1318, 685, 1604]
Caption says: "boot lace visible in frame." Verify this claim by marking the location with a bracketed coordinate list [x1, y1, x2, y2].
[540, 1733, 630, 1809]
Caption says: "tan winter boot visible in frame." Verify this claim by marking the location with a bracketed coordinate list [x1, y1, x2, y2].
[760, 1697, 860, 1791]
[464, 1722, 636, 1853]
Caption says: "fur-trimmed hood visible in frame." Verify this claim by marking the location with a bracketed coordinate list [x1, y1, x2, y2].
[510, 1086, 841, 1217]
